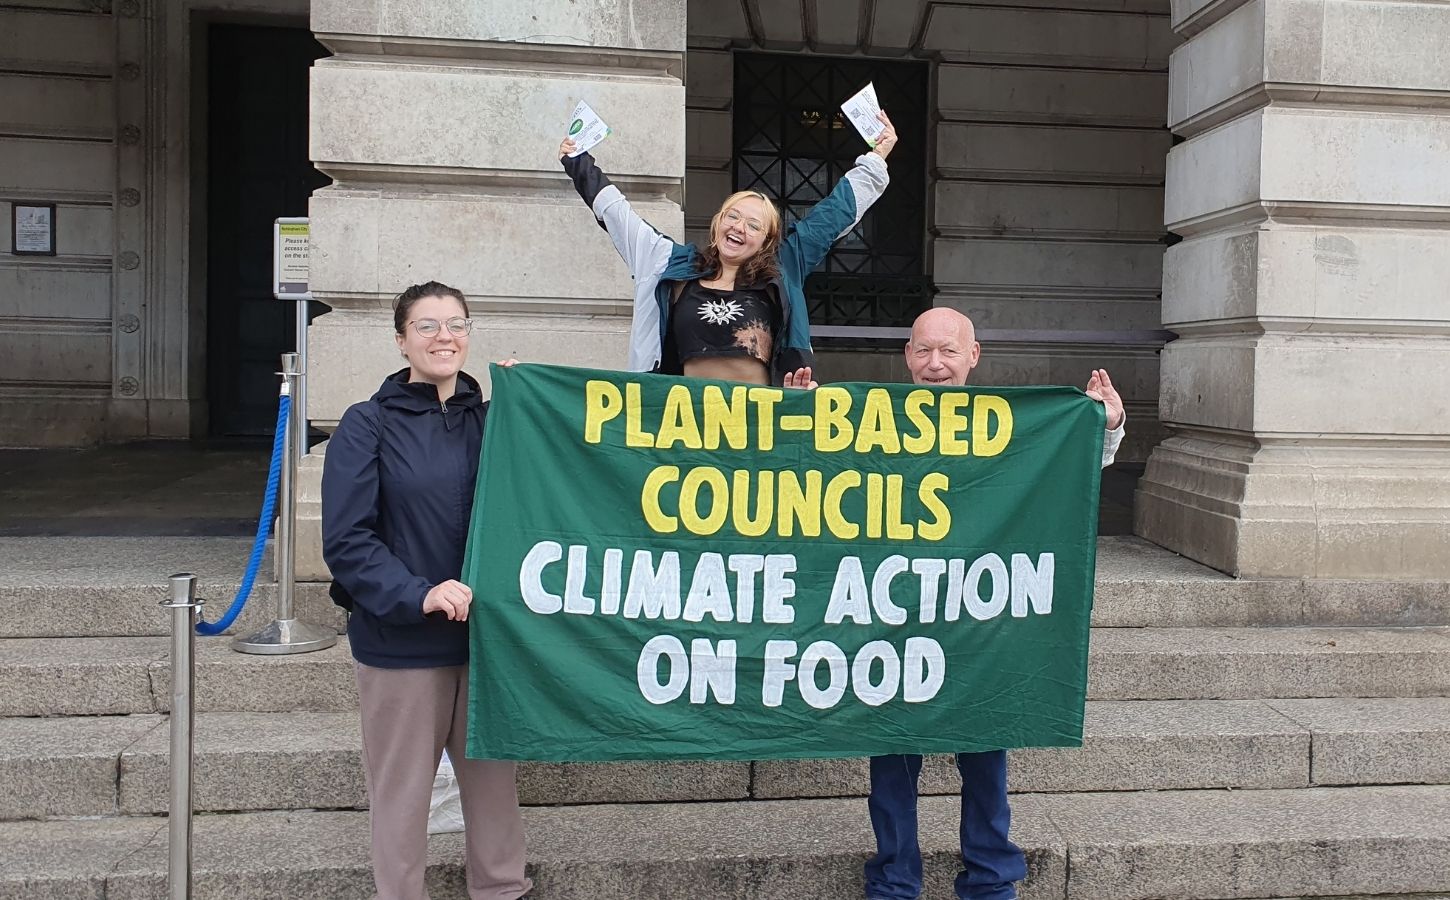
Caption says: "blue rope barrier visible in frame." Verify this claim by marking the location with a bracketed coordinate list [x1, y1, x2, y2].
[196, 393, 291, 635]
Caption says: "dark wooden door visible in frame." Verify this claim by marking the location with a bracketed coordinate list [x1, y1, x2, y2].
[206, 24, 328, 437]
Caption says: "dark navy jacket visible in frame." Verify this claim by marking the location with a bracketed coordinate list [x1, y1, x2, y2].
[322, 369, 486, 669]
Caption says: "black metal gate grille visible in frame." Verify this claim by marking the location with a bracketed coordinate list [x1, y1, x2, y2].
[733, 52, 932, 328]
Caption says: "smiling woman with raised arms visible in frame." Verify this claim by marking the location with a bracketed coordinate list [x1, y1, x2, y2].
[560, 110, 898, 388]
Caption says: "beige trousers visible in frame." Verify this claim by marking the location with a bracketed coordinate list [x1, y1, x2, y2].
[355, 662, 532, 900]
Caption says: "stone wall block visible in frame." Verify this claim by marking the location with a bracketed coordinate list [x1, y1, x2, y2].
[1160, 228, 1260, 325]
[939, 65, 1168, 128]
[295, 453, 329, 582]
[1307, 466, 1450, 515]
[1259, 109, 1450, 209]
[871, 0, 927, 51]
[1165, 225, 1450, 327]
[311, 65, 685, 178]
[1261, 0, 1324, 86]
[1318, 0, 1450, 91]
[0, 73, 112, 139]
[1168, 107, 1450, 231]
[309, 190, 682, 303]
[1254, 340, 1450, 435]
[309, 191, 381, 303]
[1313, 521, 1450, 579]
[1136, 437, 1302, 576]
[939, 295, 1164, 333]
[814, 0, 864, 48]
[686, 108, 731, 170]
[935, 239, 1164, 291]
[0, 265, 110, 320]
[685, 49, 732, 109]
[936, 181, 1164, 240]
[313, 0, 686, 52]
[0, 329, 109, 385]
[1167, 0, 1264, 129]
[1164, 112, 1263, 231]
[0, 138, 113, 197]
[0, 398, 112, 447]
[924, 6, 1175, 70]
[1138, 435, 1450, 577]
[0, 8, 113, 72]
[307, 311, 405, 425]
[936, 123, 1171, 184]
[1156, 339, 1256, 433]
[685, 0, 749, 47]
[1172, 0, 1450, 130]
[684, 168, 731, 232]
[1170, 0, 1253, 35]
[1160, 337, 1450, 435]
[755, 0, 804, 46]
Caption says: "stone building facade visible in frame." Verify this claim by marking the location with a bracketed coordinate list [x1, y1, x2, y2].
[2, 0, 1448, 578]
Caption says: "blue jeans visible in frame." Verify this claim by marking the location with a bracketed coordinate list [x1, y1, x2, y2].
[864, 751, 1025, 900]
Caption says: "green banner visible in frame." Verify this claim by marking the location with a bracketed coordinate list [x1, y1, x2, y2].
[464, 363, 1103, 762]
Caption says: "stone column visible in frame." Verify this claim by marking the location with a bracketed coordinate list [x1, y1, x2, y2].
[1136, 0, 1450, 577]
[296, 0, 687, 579]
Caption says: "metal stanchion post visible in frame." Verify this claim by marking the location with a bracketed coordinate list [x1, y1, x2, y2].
[161, 573, 202, 900]
[232, 353, 338, 655]
[294, 297, 309, 465]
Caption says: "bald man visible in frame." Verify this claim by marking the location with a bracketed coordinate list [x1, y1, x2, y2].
[864, 308, 1124, 900]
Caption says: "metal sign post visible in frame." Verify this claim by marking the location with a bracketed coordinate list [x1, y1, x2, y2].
[233, 352, 338, 655]
[272, 217, 311, 463]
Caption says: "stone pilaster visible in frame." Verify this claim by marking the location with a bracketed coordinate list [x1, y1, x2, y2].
[1136, 0, 1450, 576]
[298, 0, 687, 579]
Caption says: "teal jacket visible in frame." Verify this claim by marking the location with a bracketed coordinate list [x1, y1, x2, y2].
[562, 151, 890, 384]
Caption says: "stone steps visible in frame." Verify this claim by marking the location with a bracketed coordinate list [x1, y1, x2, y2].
[5, 534, 1449, 898]
[3, 536, 1448, 639]
[2, 786, 1449, 899]
[0, 535, 343, 640]
[4, 625, 1449, 717]
[3, 698, 1449, 821]
[1090, 536, 1450, 628]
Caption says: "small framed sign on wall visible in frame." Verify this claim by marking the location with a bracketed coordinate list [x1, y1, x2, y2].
[11, 202, 56, 256]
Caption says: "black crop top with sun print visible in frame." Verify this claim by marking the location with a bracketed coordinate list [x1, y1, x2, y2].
[672, 280, 781, 368]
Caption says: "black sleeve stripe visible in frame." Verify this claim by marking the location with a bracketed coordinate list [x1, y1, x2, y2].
[560, 151, 614, 212]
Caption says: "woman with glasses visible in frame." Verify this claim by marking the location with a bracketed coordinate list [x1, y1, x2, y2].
[559, 110, 898, 387]
[321, 281, 531, 900]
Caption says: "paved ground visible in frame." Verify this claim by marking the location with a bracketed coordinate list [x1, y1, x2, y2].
[0, 442, 270, 537]
[0, 442, 1143, 538]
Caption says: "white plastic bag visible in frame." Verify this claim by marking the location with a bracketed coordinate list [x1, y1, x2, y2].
[427, 750, 465, 834]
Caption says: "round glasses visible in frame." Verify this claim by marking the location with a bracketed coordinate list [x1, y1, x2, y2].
[722, 208, 765, 235]
[408, 317, 473, 339]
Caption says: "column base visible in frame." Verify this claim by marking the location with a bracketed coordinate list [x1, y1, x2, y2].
[294, 449, 330, 583]
[1135, 432, 1450, 578]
